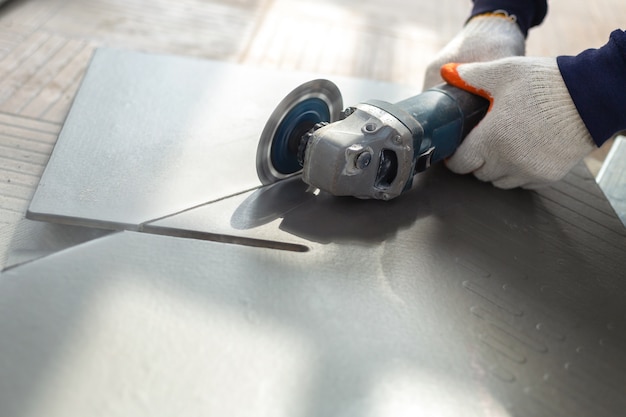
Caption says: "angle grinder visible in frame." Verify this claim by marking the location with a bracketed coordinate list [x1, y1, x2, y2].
[256, 79, 489, 200]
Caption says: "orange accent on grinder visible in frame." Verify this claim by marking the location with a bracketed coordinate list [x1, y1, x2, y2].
[441, 63, 494, 112]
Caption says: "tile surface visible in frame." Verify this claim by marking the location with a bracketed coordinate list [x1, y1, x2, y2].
[1, 208, 626, 417]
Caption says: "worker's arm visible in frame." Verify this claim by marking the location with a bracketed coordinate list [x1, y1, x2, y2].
[469, 0, 548, 37]
[440, 30, 626, 189]
[440, 57, 595, 190]
[557, 30, 626, 147]
[423, 0, 548, 88]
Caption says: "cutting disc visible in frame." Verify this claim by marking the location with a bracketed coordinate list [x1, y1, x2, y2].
[256, 79, 343, 185]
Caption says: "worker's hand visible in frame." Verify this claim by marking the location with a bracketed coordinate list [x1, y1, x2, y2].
[441, 57, 596, 189]
[423, 14, 525, 89]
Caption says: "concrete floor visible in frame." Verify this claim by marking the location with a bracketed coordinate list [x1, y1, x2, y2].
[0, 0, 623, 264]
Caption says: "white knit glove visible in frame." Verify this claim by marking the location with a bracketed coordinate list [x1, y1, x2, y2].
[441, 57, 596, 189]
[423, 14, 525, 89]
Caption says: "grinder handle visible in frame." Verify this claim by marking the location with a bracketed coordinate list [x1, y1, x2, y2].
[394, 83, 490, 169]
[434, 83, 490, 139]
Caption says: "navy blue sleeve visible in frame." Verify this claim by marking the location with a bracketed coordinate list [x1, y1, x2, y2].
[470, 0, 548, 37]
[557, 30, 626, 147]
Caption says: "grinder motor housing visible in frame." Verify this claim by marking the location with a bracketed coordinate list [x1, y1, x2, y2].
[300, 84, 489, 200]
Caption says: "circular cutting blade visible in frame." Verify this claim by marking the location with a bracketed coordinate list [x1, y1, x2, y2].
[256, 79, 343, 185]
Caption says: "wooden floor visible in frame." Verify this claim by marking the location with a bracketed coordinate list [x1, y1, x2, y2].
[0, 0, 623, 264]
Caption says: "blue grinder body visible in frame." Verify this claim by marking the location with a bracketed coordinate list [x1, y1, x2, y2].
[258, 80, 490, 200]
[365, 83, 489, 191]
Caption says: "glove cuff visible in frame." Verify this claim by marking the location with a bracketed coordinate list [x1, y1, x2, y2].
[470, 10, 517, 24]
[557, 30, 626, 146]
[462, 14, 525, 56]
[421, 12, 525, 89]
[470, 0, 548, 37]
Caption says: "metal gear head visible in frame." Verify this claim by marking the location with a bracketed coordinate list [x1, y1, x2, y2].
[256, 79, 343, 185]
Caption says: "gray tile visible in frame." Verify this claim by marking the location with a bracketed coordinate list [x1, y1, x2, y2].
[1, 218, 112, 270]
[27, 48, 417, 230]
[1, 212, 625, 417]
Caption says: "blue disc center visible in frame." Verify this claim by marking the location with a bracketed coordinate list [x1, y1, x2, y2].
[271, 97, 330, 175]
